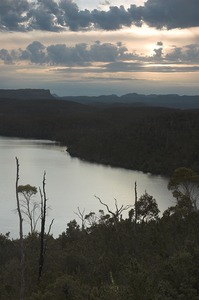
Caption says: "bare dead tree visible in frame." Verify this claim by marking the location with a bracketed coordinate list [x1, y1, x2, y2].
[134, 181, 138, 225]
[15, 157, 25, 300]
[38, 172, 54, 283]
[44, 218, 54, 258]
[38, 172, 47, 282]
[95, 195, 131, 231]
[74, 207, 86, 230]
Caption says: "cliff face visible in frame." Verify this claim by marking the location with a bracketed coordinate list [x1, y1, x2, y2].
[0, 89, 54, 100]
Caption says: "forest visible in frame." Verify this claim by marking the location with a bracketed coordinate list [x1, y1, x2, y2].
[0, 96, 199, 176]
[1, 166, 199, 300]
[1, 93, 199, 299]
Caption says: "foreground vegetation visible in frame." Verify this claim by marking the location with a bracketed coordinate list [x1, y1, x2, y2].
[0, 98, 199, 175]
[1, 167, 199, 299]
[1, 203, 199, 299]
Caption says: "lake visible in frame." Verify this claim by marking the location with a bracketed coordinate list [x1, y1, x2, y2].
[0, 137, 174, 238]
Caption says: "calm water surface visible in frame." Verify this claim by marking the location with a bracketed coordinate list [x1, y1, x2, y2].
[0, 137, 173, 238]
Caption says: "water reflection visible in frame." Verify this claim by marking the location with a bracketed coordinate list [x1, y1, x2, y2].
[0, 137, 173, 238]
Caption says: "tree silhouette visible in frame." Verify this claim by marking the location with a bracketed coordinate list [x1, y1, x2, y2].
[17, 184, 39, 233]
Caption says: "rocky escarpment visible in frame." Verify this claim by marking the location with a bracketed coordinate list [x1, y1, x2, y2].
[0, 89, 54, 100]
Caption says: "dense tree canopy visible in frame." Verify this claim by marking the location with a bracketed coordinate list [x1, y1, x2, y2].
[135, 192, 160, 222]
[1, 167, 199, 299]
[0, 98, 199, 176]
[168, 167, 199, 211]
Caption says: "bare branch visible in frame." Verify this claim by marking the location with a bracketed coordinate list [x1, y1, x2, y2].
[39, 187, 43, 219]
[95, 195, 132, 225]
[114, 198, 119, 213]
[47, 219, 54, 236]
[95, 195, 113, 216]
[74, 207, 86, 229]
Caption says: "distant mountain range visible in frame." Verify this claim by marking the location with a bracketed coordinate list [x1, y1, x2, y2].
[0, 89, 199, 109]
[57, 93, 199, 109]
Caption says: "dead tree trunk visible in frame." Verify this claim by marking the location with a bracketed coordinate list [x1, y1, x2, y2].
[15, 157, 25, 300]
[38, 172, 47, 282]
[134, 181, 138, 225]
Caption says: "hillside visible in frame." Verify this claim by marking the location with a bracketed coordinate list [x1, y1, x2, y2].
[0, 95, 199, 176]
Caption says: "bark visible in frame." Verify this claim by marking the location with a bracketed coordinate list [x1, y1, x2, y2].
[38, 172, 54, 283]
[15, 157, 25, 300]
[134, 181, 138, 225]
[38, 172, 47, 282]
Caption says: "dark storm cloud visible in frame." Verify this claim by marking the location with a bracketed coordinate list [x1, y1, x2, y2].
[0, 0, 198, 32]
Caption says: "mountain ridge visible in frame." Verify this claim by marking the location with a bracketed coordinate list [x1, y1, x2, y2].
[1, 89, 199, 109]
[57, 93, 199, 109]
[0, 88, 53, 100]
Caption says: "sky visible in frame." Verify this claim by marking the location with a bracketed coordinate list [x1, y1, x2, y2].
[0, 0, 199, 96]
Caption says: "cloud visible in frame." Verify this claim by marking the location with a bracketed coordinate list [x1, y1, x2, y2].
[105, 61, 143, 72]
[91, 6, 132, 30]
[100, 1, 111, 6]
[81, 76, 135, 82]
[142, 0, 199, 30]
[1, 41, 199, 74]
[52, 61, 199, 75]
[0, 0, 198, 32]
[20, 41, 48, 63]
[153, 47, 163, 60]
[27, 3, 61, 31]
[105, 61, 199, 73]
[0, 0, 29, 31]
[166, 44, 199, 63]
[0, 40, 136, 65]
[0, 49, 14, 64]
[47, 43, 90, 66]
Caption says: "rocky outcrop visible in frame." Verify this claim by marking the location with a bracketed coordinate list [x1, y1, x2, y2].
[0, 89, 54, 100]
